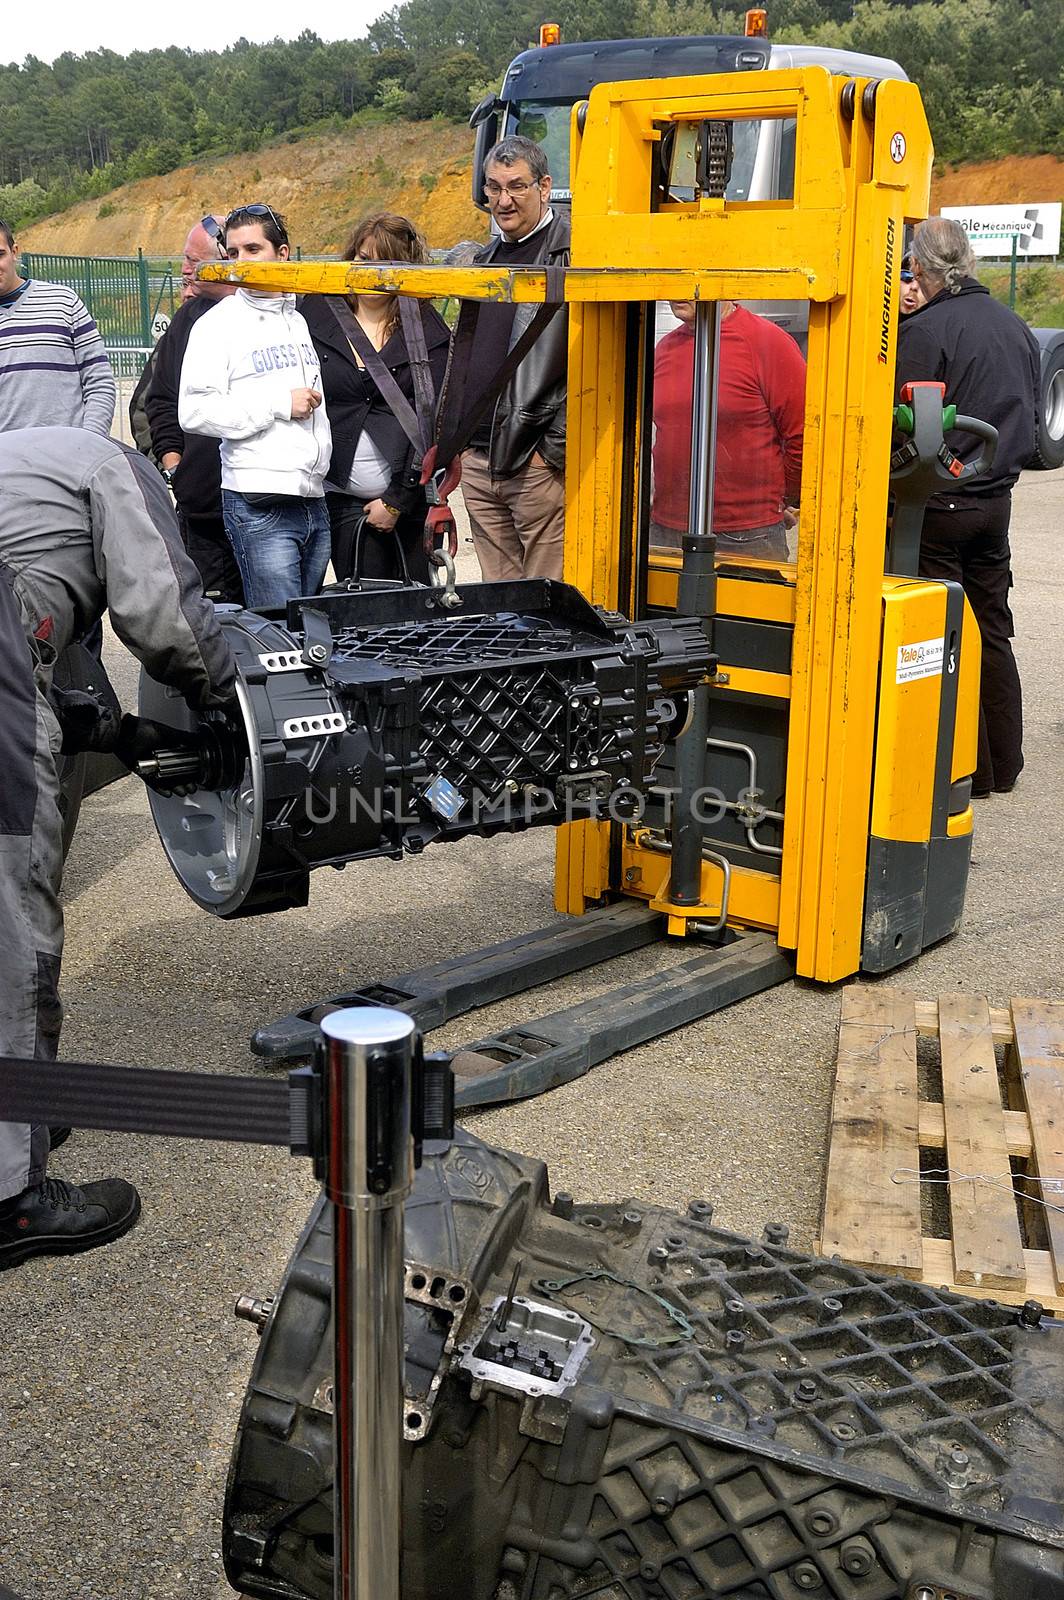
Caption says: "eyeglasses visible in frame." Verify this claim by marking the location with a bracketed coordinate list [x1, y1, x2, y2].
[484, 179, 538, 200]
[900, 270, 914, 283]
[222, 203, 285, 239]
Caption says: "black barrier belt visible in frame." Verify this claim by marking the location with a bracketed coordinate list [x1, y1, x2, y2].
[0, 1056, 292, 1147]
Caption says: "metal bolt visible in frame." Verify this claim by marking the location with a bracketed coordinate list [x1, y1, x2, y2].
[941, 1444, 972, 1489]
[647, 1245, 669, 1267]
[794, 1378, 819, 1405]
[724, 1299, 745, 1329]
[791, 1559, 823, 1590]
[725, 1328, 746, 1352]
[820, 1296, 844, 1323]
[650, 1477, 679, 1517]
[552, 1192, 574, 1219]
[569, 697, 581, 709]
[805, 1509, 838, 1538]
[568, 758, 579, 770]
[839, 1537, 876, 1576]
[1020, 1298, 1044, 1328]
[234, 1294, 273, 1330]
[621, 1210, 643, 1236]
[762, 1221, 790, 1246]
[831, 1422, 858, 1442]
[687, 1199, 714, 1223]
[589, 755, 599, 767]
[306, 643, 328, 663]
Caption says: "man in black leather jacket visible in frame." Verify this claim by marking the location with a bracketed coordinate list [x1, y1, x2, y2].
[897, 216, 1039, 798]
[451, 136, 569, 580]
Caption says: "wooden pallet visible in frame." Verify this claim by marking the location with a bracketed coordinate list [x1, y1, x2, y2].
[816, 986, 1064, 1312]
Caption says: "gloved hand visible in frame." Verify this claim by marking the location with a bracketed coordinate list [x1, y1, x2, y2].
[51, 686, 122, 754]
[113, 714, 205, 796]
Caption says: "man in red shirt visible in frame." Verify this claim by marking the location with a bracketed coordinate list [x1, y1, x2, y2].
[651, 300, 806, 560]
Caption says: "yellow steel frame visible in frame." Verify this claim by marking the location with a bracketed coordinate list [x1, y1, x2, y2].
[204, 67, 937, 984]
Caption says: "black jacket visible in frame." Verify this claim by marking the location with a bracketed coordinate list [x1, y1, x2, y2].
[451, 210, 571, 478]
[144, 296, 225, 519]
[895, 278, 1040, 496]
[301, 295, 450, 514]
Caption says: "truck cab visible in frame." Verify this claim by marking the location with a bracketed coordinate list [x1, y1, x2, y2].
[472, 33, 908, 210]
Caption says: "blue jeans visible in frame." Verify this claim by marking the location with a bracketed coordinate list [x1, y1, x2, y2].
[222, 490, 331, 609]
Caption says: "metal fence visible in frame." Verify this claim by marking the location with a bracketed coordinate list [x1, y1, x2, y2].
[19, 252, 185, 442]
[20, 250, 182, 348]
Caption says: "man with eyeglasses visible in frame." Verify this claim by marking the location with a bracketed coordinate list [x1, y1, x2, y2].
[130, 214, 245, 603]
[179, 204, 332, 608]
[451, 135, 570, 581]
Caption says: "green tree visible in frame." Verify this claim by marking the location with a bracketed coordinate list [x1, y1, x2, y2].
[407, 48, 488, 119]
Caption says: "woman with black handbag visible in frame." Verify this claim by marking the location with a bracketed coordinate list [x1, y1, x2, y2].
[302, 213, 450, 583]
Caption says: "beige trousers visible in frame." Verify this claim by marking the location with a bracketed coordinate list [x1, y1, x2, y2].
[461, 449, 565, 581]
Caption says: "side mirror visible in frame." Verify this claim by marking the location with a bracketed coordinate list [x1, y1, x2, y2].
[469, 93, 502, 130]
[470, 97, 503, 211]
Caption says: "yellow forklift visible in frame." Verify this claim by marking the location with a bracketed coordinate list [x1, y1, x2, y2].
[185, 65, 983, 1101]
[551, 64, 979, 982]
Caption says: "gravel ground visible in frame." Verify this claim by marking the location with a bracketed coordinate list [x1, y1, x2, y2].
[1, 468, 1062, 1599]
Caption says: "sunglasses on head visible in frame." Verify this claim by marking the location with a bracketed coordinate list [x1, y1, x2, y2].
[221, 203, 285, 239]
[199, 215, 228, 258]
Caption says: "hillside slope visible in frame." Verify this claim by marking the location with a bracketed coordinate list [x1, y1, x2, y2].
[17, 122, 1061, 260]
[931, 154, 1063, 210]
[19, 121, 488, 257]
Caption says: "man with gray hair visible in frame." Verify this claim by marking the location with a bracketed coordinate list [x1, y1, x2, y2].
[897, 215, 1040, 798]
[447, 135, 570, 580]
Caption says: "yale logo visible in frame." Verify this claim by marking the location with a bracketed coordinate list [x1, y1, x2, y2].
[896, 636, 945, 684]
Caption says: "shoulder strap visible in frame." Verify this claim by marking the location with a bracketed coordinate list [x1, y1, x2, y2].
[325, 296, 426, 463]
[435, 297, 562, 464]
[398, 298, 435, 459]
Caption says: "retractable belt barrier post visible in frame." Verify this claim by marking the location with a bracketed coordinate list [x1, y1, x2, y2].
[319, 1009, 415, 1600]
[0, 1014, 456, 1600]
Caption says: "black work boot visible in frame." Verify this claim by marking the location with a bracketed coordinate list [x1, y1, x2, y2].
[0, 1176, 141, 1270]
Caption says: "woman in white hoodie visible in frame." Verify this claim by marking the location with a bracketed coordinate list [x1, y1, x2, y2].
[178, 204, 332, 608]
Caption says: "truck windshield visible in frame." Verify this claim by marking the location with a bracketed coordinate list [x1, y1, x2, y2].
[513, 100, 578, 193]
[513, 98, 765, 202]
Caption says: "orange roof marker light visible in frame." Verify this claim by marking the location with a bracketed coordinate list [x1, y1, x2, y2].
[744, 8, 768, 36]
[539, 22, 561, 46]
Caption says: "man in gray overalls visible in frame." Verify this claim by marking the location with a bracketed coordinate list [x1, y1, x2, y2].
[0, 427, 236, 1271]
